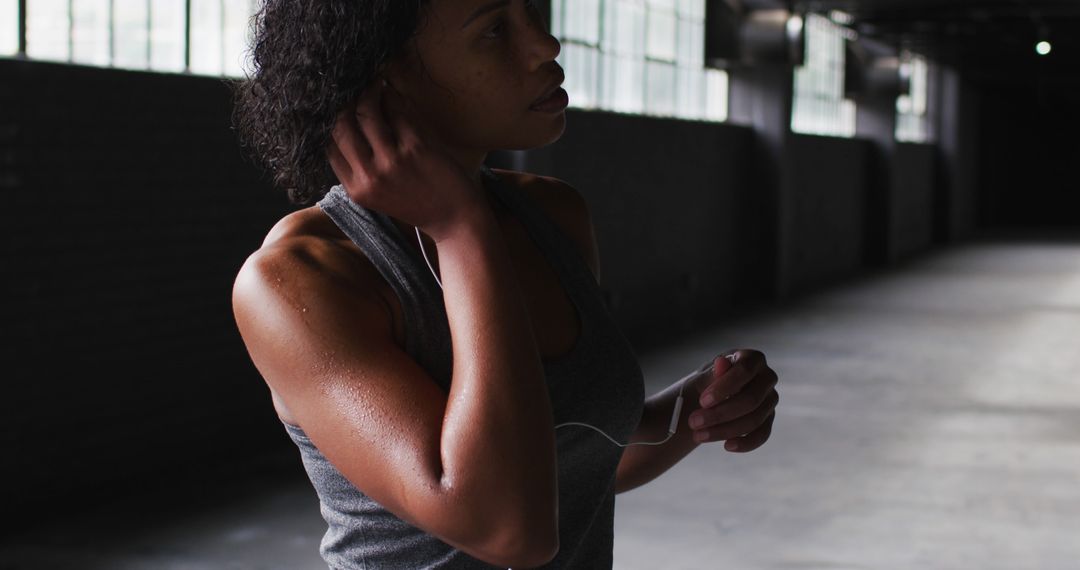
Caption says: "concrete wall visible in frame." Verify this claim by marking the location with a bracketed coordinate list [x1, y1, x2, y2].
[0, 59, 296, 530]
[785, 135, 872, 292]
[976, 72, 1080, 228]
[891, 143, 937, 259]
[497, 110, 763, 349]
[936, 67, 981, 242]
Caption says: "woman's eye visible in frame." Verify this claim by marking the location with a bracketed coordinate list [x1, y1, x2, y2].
[482, 1, 540, 39]
[483, 21, 505, 39]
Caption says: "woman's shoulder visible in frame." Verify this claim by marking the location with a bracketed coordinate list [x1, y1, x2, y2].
[491, 168, 600, 282]
[261, 203, 348, 250]
[239, 205, 390, 311]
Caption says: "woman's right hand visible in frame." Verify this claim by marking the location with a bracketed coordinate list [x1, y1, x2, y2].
[326, 79, 487, 242]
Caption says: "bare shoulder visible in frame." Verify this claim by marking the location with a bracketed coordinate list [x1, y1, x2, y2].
[232, 206, 396, 358]
[491, 168, 601, 283]
[246, 205, 388, 294]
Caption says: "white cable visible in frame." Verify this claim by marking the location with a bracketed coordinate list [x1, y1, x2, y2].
[415, 227, 726, 448]
[552, 369, 693, 447]
[416, 226, 443, 290]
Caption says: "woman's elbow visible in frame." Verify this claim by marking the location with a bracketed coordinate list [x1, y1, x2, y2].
[480, 524, 559, 569]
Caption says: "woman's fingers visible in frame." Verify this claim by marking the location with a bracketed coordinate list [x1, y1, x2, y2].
[331, 106, 373, 171]
[382, 82, 430, 152]
[331, 80, 422, 180]
[355, 81, 398, 162]
[725, 410, 776, 452]
[691, 389, 779, 443]
[326, 137, 352, 184]
[698, 349, 766, 408]
[690, 368, 778, 428]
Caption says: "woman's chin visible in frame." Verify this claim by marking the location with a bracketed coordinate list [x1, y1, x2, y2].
[516, 113, 568, 149]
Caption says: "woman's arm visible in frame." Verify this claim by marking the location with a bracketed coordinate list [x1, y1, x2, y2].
[233, 209, 559, 567]
[233, 201, 558, 568]
[615, 353, 778, 493]
[614, 379, 704, 493]
[535, 176, 778, 494]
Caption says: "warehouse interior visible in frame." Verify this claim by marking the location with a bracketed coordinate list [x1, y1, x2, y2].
[2, 0, 1078, 568]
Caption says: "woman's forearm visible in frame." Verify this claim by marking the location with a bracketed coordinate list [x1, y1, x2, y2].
[614, 377, 704, 494]
[433, 205, 559, 557]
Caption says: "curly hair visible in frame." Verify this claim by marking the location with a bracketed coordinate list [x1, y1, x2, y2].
[230, 0, 432, 206]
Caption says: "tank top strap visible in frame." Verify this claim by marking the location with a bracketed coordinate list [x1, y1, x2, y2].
[315, 185, 455, 392]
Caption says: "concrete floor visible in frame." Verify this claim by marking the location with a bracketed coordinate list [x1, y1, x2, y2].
[3, 237, 1079, 569]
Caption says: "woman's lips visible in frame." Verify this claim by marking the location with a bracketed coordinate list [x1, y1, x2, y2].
[529, 87, 569, 112]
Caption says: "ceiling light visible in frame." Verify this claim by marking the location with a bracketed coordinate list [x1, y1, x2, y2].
[1036, 41, 1052, 56]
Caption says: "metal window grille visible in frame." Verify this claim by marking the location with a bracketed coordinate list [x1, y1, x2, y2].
[6, 0, 256, 77]
[791, 13, 857, 137]
[554, 0, 727, 122]
[896, 52, 931, 143]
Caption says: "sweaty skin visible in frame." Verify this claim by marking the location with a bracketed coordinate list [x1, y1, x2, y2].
[233, 0, 779, 566]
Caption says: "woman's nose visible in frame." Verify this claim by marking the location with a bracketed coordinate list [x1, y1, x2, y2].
[525, 16, 560, 66]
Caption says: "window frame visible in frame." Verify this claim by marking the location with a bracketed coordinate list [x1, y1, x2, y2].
[5, 0, 258, 78]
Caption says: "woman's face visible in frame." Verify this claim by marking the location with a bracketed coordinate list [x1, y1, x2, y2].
[383, 0, 566, 155]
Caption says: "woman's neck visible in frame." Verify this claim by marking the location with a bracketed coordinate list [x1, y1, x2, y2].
[441, 144, 488, 189]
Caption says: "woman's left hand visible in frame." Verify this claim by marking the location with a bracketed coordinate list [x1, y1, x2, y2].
[686, 349, 779, 452]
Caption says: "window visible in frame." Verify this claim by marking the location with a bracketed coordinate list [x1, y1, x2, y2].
[8, 0, 257, 78]
[26, 0, 70, 61]
[791, 13, 856, 137]
[114, 1, 149, 70]
[150, 0, 186, 73]
[1, 0, 19, 56]
[896, 52, 930, 143]
[222, 0, 254, 76]
[189, 0, 224, 75]
[553, 0, 727, 122]
[71, 0, 109, 67]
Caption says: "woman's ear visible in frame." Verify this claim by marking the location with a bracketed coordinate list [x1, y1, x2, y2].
[378, 68, 399, 90]
[376, 56, 409, 91]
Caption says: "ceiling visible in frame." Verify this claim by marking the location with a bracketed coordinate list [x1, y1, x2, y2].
[790, 0, 1080, 82]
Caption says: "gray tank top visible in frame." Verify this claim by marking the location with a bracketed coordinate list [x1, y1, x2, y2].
[281, 165, 645, 569]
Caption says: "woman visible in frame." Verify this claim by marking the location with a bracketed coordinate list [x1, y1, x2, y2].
[230, 1, 780, 568]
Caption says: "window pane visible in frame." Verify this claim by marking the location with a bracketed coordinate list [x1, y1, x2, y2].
[190, 0, 223, 75]
[563, 0, 600, 45]
[150, 0, 185, 72]
[27, 0, 70, 62]
[896, 53, 930, 142]
[675, 66, 703, 120]
[791, 13, 856, 137]
[911, 56, 928, 114]
[223, 0, 255, 77]
[704, 68, 727, 122]
[114, 1, 149, 70]
[71, 0, 109, 66]
[551, 0, 561, 36]
[559, 43, 600, 108]
[678, 0, 704, 20]
[601, 52, 644, 113]
[554, 0, 725, 122]
[0, 0, 17, 55]
[602, 0, 645, 58]
[645, 59, 676, 116]
[645, 3, 676, 62]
